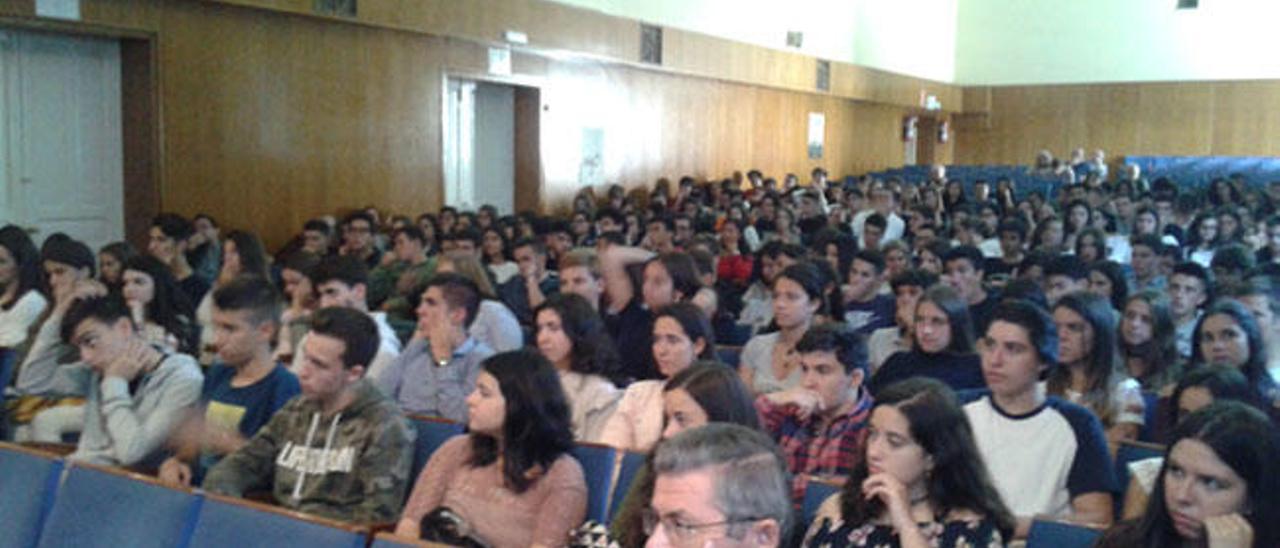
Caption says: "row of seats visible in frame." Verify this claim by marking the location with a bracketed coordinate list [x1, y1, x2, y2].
[1125, 155, 1280, 189]
[0, 442, 391, 548]
[865, 164, 1061, 199]
[2, 424, 1147, 547]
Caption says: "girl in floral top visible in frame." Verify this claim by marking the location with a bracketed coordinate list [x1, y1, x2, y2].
[803, 377, 1013, 548]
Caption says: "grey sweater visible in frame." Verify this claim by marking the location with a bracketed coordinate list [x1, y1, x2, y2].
[70, 352, 204, 467]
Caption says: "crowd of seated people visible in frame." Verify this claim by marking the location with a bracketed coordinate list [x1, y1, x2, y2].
[1, 150, 1280, 546]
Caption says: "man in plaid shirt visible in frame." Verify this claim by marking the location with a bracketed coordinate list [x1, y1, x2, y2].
[754, 324, 874, 503]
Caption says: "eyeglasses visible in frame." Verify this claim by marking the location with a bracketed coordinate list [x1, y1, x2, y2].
[641, 508, 762, 544]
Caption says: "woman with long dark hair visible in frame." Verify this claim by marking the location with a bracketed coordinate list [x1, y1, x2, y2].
[1098, 402, 1280, 548]
[1119, 290, 1181, 392]
[868, 285, 984, 395]
[602, 302, 716, 453]
[740, 262, 825, 394]
[196, 230, 270, 363]
[804, 377, 1015, 547]
[609, 361, 762, 546]
[0, 225, 47, 348]
[1087, 260, 1130, 313]
[1048, 292, 1145, 447]
[1122, 367, 1260, 517]
[397, 350, 587, 547]
[122, 255, 197, 354]
[98, 241, 137, 293]
[533, 293, 622, 442]
[1191, 299, 1280, 407]
[480, 226, 518, 285]
[1187, 212, 1222, 268]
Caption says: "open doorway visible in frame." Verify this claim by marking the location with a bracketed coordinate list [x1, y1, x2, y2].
[443, 77, 541, 215]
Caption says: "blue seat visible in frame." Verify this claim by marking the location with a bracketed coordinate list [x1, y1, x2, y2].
[370, 531, 429, 547]
[1026, 518, 1103, 548]
[800, 477, 842, 530]
[717, 346, 743, 368]
[0, 348, 16, 396]
[571, 443, 618, 523]
[406, 414, 465, 481]
[186, 493, 367, 548]
[0, 349, 18, 438]
[0, 444, 65, 548]
[608, 451, 647, 522]
[37, 464, 202, 548]
[1137, 391, 1159, 442]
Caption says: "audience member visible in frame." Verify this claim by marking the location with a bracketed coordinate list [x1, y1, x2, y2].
[804, 378, 1014, 547]
[645, 423, 792, 548]
[869, 285, 984, 395]
[396, 350, 586, 546]
[603, 302, 716, 453]
[374, 273, 494, 421]
[61, 294, 204, 467]
[203, 307, 413, 523]
[755, 323, 873, 503]
[158, 277, 300, 486]
[533, 294, 622, 442]
[965, 300, 1115, 537]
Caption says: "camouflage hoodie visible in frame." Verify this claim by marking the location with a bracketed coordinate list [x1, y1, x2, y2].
[202, 379, 415, 523]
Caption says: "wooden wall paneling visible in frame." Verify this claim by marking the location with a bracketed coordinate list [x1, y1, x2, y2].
[1082, 84, 1140, 157]
[1209, 81, 1280, 155]
[1134, 84, 1214, 155]
[513, 86, 542, 213]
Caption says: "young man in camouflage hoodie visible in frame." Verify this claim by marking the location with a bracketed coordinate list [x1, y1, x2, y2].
[203, 307, 414, 524]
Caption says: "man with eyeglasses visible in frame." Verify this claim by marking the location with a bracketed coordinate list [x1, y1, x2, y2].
[644, 423, 792, 547]
[341, 212, 384, 270]
[964, 300, 1115, 539]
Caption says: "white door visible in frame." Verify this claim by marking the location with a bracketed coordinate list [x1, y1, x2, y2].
[0, 28, 123, 253]
[443, 78, 514, 215]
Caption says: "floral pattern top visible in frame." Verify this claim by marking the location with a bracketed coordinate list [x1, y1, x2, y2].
[803, 513, 1005, 548]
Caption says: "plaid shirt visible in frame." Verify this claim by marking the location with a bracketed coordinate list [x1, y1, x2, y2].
[755, 389, 874, 503]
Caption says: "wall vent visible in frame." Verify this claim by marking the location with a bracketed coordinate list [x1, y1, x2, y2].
[314, 0, 357, 17]
[786, 31, 804, 48]
[815, 60, 830, 92]
[641, 24, 663, 65]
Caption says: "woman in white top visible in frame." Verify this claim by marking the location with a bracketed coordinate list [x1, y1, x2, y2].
[602, 302, 717, 453]
[0, 226, 47, 349]
[533, 293, 622, 442]
[739, 262, 824, 394]
[435, 251, 523, 352]
[1048, 291, 1145, 450]
[195, 230, 270, 364]
[480, 226, 519, 285]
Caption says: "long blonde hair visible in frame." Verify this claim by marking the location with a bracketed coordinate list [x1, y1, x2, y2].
[439, 251, 497, 299]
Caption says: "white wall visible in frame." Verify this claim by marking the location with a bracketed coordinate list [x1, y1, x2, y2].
[548, 0, 958, 83]
[955, 0, 1280, 85]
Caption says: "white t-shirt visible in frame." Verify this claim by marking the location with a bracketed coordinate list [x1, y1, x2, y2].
[964, 395, 1116, 519]
[740, 332, 802, 394]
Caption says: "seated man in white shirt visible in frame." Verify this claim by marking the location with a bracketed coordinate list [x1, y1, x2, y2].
[291, 255, 400, 379]
[850, 185, 905, 244]
[965, 300, 1116, 539]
